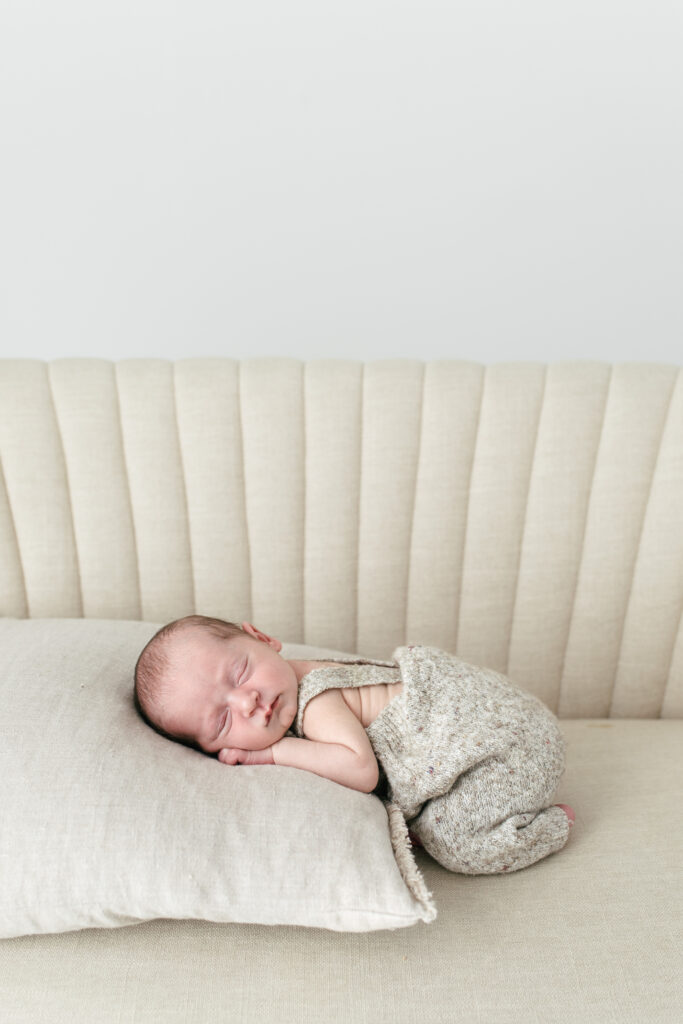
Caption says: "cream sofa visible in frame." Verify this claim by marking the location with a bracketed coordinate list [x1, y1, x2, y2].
[1, 357, 681, 1023]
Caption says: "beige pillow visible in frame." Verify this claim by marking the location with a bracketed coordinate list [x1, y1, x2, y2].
[0, 618, 435, 937]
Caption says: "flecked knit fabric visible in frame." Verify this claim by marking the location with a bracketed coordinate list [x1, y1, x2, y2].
[295, 645, 571, 875]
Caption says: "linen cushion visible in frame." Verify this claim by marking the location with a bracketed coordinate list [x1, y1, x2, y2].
[0, 618, 435, 938]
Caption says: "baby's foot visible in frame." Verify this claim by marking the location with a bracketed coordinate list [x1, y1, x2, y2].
[555, 803, 575, 826]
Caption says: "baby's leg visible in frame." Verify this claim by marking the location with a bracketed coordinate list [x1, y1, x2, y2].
[409, 737, 571, 874]
[408, 805, 573, 850]
[412, 799, 571, 873]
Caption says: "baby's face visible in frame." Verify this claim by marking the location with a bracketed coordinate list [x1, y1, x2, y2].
[158, 628, 298, 754]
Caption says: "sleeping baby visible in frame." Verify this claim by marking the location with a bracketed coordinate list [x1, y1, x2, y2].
[133, 614, 575, 875]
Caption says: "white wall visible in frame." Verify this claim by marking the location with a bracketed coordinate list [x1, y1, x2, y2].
[1, 1, 681, 364]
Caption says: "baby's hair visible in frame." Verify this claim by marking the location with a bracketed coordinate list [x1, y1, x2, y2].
[133, 614, 249, 750]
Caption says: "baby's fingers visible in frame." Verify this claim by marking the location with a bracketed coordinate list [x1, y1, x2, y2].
[218, 748, 245, 765]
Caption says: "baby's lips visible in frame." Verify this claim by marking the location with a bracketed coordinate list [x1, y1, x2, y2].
[264, 695, 279, 723]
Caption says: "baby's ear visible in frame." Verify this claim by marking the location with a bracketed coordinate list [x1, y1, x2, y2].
[241, 622, 282, 652]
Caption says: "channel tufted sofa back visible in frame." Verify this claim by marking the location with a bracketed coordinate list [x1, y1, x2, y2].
[0, 358, 681, 718]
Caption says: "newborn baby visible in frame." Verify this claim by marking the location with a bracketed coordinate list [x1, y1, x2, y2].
[134, 614, 575, 875]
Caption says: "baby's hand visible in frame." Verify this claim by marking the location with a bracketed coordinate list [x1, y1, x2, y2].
[218, 747, 275, 766]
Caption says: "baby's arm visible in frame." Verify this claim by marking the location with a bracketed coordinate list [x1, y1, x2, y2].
[273, 689, 379, 793]
[219, 690, 378, 793]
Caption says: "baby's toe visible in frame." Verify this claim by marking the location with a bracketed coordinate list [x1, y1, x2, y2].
[555, 803, 575, 826]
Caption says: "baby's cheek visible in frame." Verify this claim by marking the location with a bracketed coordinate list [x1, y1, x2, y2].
[259, 716, 288, 749]
[268, 721, 290, 745]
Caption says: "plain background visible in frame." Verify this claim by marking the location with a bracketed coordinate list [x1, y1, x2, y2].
[1, 1, 681, 365]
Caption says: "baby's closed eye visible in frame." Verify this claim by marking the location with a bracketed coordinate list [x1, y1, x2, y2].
[213, 659, 247, 738]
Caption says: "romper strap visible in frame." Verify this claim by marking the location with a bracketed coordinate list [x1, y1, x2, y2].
[294, 659, 400, 737]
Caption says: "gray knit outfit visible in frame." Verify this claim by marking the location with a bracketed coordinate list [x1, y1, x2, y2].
[294, 645, 571, 875]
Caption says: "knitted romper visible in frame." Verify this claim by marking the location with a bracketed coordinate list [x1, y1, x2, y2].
[293, 644, 571, 875]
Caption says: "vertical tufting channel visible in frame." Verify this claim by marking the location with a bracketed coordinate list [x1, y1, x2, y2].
[173, 359, 252, 624]
[559, 364, 680, 717]
[0, 361, 82, 616]
[303, 360, 363, 652]
[404, 361, 484, 652]
[505, 364, 549, 676]
[0, 454, 27, 618]
[455, 363, 547, 673]
[506, 362, 613, 713]
[355, 361, 424, 656]
[115, 360, 194, 623]
[662, 610, 683, 717]
[610, 367, 683, 717]
[239, 358, 305, 642]
[48, 360, 141, 619]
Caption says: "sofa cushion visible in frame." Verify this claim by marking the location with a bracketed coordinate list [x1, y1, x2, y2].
[0, 618, 435, 938]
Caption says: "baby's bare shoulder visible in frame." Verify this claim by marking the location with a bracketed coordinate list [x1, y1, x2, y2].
[302, 688, 371, 758]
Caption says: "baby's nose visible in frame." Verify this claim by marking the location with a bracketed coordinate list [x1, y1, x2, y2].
[235, 688, 259, 715]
